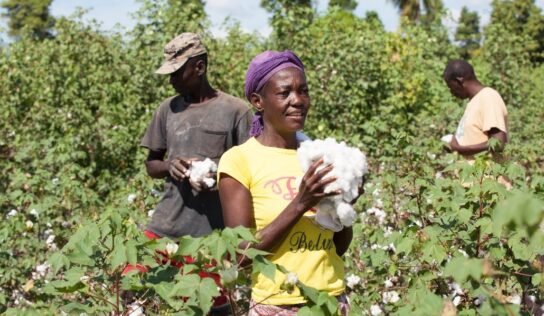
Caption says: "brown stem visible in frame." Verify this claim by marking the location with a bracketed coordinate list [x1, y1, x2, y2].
[85, 291, 119, 311]
[512, 271, 533, 277]
[115, 271, 121, 315]
[236, 242, 253, 267]
[227, 290, 238, 316]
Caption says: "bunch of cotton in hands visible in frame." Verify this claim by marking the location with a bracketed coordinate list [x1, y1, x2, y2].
[188, 158, 217, 188]
[441, 134, 453, 143]
[298, 138, 368, 232]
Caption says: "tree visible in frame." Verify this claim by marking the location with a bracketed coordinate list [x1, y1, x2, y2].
[0, 0, 54, 39]
[364, 10, 384, 29]
[455, 6, 481, 59]
[387, 0, 443, 24]
[488, 0, 544, 63]
[328, 0, 357, 12]
[260, 0, 315, 48]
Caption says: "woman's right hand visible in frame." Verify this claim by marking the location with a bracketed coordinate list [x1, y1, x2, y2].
[293, 158, 341, 213]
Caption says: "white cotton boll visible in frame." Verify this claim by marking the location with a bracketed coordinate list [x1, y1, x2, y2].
[506, 295, 521, 305]
[30, 209, 39, 218]
[46, 235, 56, 247]
[366, 207, 386, 224]
[315, 199, 343, 232]
[187, 158, 217, 188]
[285, 272, 298, 285]
[202, 178, 216, 188]
[127, 301, 145, 316]
[453, 295, 462, 306]
[346, 274, 361, 289]
[7, 209, 17, 217]
[297, 138, 368, 231]
[127, 194, 137, 203]
[449, 283, 463, 296]
[147, 209, 155, 217]
[441, 134, 453, 143]
[25, 220, 34, 229]
[458, 249, 468, 257]
[33, 263, 50, 279]
[165, 243, 178, 256]
[370, 304, 382, 316]
[337, 202, 356, 226]
[382, 291, 400, 304]
[384, 279, 394, 288]
[383, 226, 393, 238]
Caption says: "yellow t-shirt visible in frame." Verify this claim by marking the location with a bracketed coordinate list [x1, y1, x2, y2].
[455, 87, 508, 146]
[217, 137, 345, 305]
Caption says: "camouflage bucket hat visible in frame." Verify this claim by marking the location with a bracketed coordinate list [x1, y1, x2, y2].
[155, 33, 207, 75]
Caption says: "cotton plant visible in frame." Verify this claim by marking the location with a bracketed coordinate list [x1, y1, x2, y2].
[297, 138, 368, 232]
[187, 158, 217, 188]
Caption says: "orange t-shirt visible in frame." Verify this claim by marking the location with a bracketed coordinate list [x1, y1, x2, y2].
[455, 87, 508, 146]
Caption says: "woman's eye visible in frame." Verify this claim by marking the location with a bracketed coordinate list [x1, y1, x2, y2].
[278, 91, 290, 98]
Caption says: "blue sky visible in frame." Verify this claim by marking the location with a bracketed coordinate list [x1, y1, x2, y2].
[2, 0, 544, 41]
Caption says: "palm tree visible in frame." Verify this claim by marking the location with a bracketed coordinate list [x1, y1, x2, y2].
[388, 0, 443, 22]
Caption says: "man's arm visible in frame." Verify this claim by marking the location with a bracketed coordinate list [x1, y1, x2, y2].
[450, 128, 507, 156]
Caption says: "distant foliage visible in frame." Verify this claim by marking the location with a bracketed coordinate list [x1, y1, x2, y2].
[0, 0, 54, 39]
[489, 0, 544, 63]
[328, 0, 358, 12]
[455, 6, 481, 59]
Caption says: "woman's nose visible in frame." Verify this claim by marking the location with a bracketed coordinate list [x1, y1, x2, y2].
[291, 92, 306, 106]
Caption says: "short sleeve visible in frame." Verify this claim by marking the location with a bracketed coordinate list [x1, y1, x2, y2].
[217, 146, 251, 189]
[481, 90, 507, 134]
[141, 104, 167, 151]
[235, 109, 253, 145]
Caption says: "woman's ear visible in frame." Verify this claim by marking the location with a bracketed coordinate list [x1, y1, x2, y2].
[250, 92, 263, 112]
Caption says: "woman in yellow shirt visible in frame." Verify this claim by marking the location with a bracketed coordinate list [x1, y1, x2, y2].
[217, 50, 354, 315]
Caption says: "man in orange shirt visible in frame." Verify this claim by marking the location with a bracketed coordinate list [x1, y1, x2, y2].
[443, 60, 508, 156]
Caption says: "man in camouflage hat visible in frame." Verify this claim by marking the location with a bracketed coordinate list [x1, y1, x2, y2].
[128, 33, 252, 312]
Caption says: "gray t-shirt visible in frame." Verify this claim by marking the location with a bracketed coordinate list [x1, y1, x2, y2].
[141, 91, 253, 238]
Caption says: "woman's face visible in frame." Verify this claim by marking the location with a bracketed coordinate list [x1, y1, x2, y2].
[259, 67, 310, 134]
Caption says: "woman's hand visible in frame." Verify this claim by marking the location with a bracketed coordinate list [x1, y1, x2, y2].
[293, 158, 341, 214]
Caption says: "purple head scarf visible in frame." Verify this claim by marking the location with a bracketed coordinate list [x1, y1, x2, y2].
[244, 50, 305, 137]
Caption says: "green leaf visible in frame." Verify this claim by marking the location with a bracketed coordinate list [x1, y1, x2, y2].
[396, 237, 414, 255]
[252, 256, 276, 281]
[458, 208, 473, 224]
[444, 257, 483, 283]
[297, 306, 313, 316]
[234, 226, 257, 242]
[173, 274, 200, 297]
[110, 238, 127, 269]
[48, 252, 70, 274]
[421, 242, 446, 264]
[198, 277, 220, 313]
[125, 239, 138, 265]
[309, 305, 326, 316]
[531, 273, 542, 286]
[178, 236, 202, 256]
